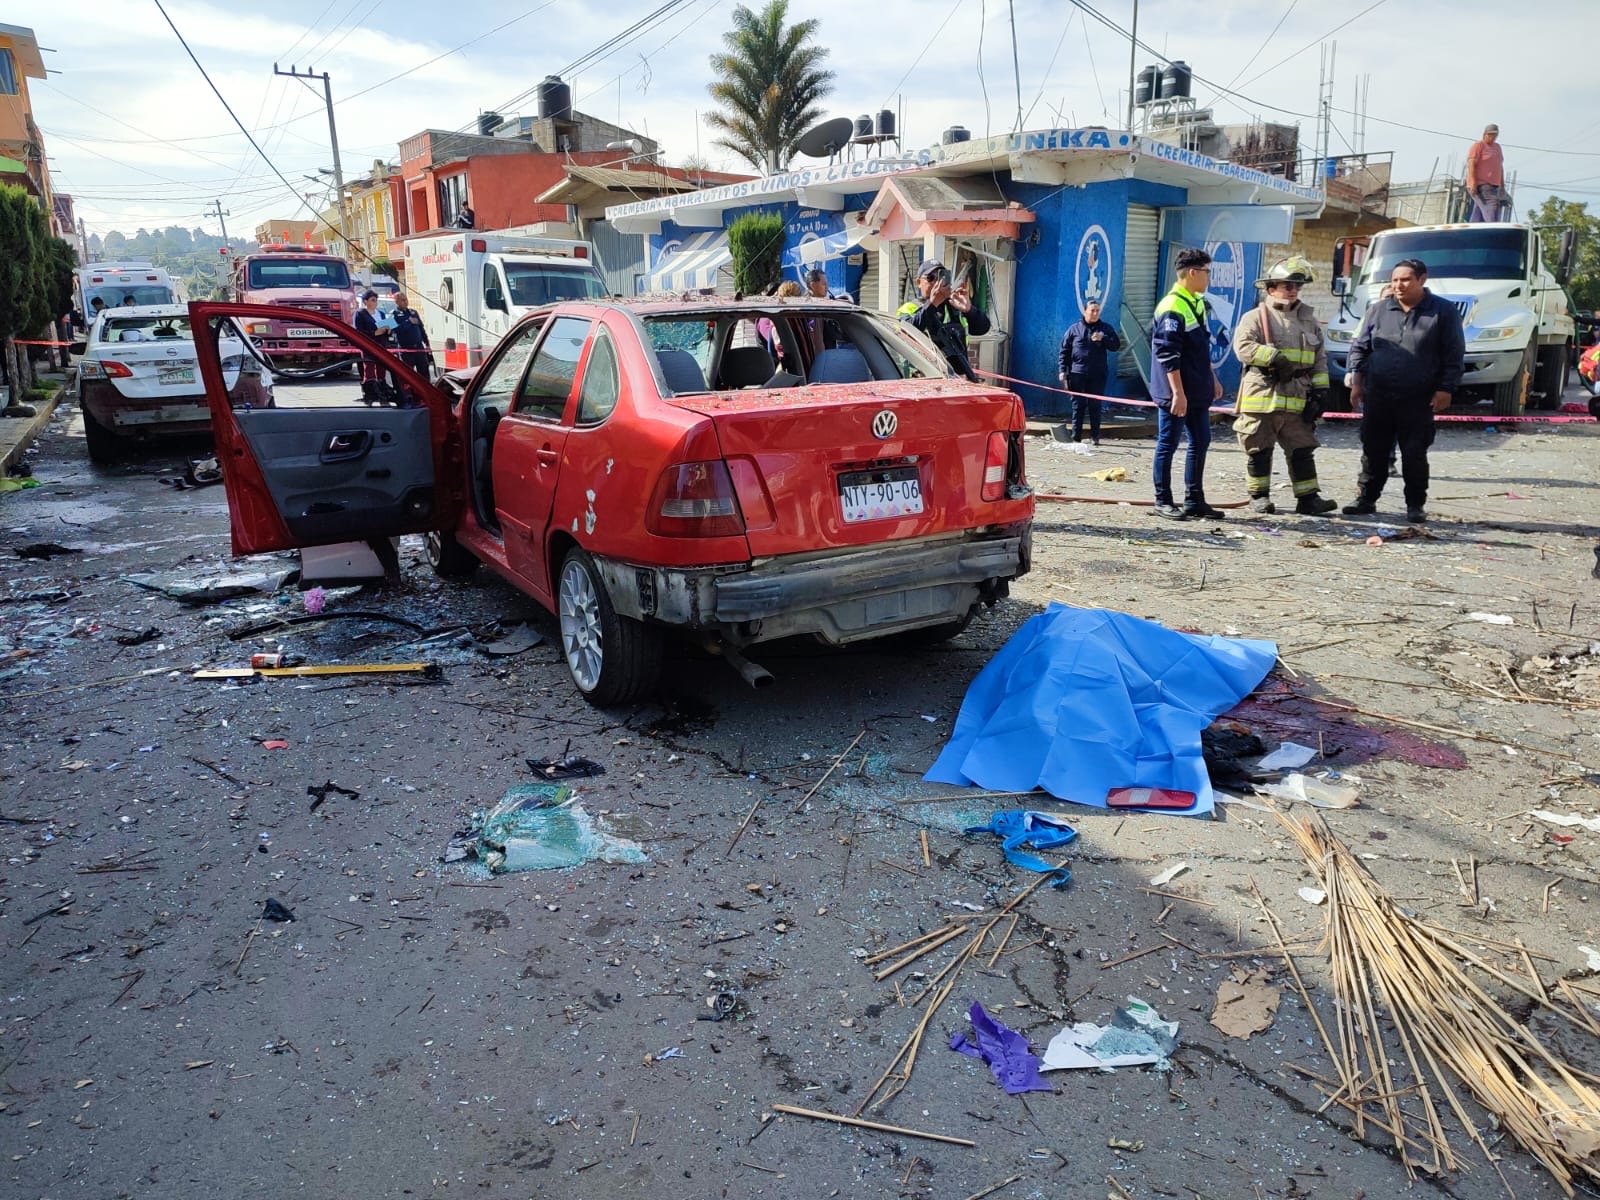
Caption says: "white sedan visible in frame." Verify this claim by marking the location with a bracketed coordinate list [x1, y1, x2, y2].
[75, 305, 272, 462]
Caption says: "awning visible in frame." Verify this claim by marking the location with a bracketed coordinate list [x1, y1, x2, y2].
[784, 223, 873, 269]
[646, 230, 731, 292]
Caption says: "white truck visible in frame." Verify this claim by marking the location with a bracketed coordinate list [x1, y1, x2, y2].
[402, 232, 607, 371]
[76, 262, 181, 318]
[1325, 222, 1577, 416]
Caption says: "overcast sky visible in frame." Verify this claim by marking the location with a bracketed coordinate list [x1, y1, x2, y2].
[14, 0, 1599, 239]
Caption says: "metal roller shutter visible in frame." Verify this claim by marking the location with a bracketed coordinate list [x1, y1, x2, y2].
[856, 250, 879, 312]
[1119, 204, 1160, 379]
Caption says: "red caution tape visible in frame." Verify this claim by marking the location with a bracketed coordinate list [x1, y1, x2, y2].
[13, 339, 77, 347]
[973, 369, 1597, 425]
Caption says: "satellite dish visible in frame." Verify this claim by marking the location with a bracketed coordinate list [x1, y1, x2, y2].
[796, 117, 856, 159]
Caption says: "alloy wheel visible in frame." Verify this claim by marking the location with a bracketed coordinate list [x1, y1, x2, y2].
[559, 558, 604, 692]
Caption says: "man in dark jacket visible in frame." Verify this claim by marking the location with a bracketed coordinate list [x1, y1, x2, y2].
[1150, 247, 1226, 520]
[390, 290, 431, 380]
[898, 259, 991, 380]
[1342, 259, 1465, 523]
[1057, 300, 1122, 443]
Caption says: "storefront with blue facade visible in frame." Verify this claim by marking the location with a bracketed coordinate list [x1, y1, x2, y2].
[607, 130, 1322, 416]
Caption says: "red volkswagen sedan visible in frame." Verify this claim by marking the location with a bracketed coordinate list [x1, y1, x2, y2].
[191, 297, 1033, 705]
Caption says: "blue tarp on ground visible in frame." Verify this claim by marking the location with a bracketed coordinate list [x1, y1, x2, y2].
[925, 606, 1278, 816]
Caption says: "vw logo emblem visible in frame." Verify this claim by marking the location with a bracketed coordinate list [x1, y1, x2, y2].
[871, 410, 898, 439]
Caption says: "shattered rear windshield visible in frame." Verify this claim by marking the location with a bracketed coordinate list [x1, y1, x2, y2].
[641, 307, 946, 394]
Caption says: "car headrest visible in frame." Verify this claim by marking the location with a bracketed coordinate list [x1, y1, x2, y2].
[810, 346, 872, 384]
[655, 348, 707, 394]
[718, 345, 775, 389]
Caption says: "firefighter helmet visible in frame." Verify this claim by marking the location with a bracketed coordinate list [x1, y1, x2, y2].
[1257, 255, 1316, 287]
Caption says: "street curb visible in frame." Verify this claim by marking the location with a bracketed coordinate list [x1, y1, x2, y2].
[0, 381, 67, 477]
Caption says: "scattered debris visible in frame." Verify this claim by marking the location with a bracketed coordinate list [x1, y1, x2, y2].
[525, 752, 606, 781]
[1466, 611, 1514, 626]
[13, 543, 79, 560]
[194, 662, 440, 681]
[1253, 771, 1360, 809]
[476, 783, 646, 872]
[769, 1103, 975, 1147]
[1107, 1138, 1144, 1152]
[1149, 861, 1190, 887]
[962, 810, 1076, 886]
[948, 1002, 1052, 1094]
[476, 622, 545, 656]
[1042, 997, 1178, 1072]
[1298, 886, 1327, 905]
[1209, 967, 1281, 1039]
[1578, 946, 1600, 974]
[261, 899, 295, 923]
[125, 566, 297, 605]
[260, 740, 289, 751]
[1279, 810, 1600, 1192]
[928, 607, 1278, 816]
[1530, 810, 1600, 834]
[308, 781, 359, 813]
[696, 991, 740, 1022]
[303, 587, 327, 615]
[1257, 741, 1317, 771]
[1083, 466, 1128, 482]
[113, 628, 162, 647]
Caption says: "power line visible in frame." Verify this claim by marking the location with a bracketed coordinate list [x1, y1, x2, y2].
[879, 0, 964, 111]
[1198, 0, 1299, 109]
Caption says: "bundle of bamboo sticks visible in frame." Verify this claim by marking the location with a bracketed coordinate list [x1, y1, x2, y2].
[1277, 811, 1600, 1195]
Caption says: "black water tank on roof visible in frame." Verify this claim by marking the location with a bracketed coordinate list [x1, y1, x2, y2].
[853, 114, 874, 141]
[477, 111, 503, 136]
[1135, 64, 1160, 107]
[1159, 61, 1192, 100]
[537, 75, 572, 121]
[942, 125, 971, 145]
[874, 109, 896, 139]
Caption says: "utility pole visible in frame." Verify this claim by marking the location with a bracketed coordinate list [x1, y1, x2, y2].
[205, 199, 232, 298]
[1125, 0, 1139, 133]
[273, 64, 346, 250]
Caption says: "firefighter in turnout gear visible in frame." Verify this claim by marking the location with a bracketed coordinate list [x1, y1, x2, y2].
[1231, 256, 1338, 515]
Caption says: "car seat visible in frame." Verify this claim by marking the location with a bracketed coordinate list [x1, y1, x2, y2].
[809, 346, 872, 384]
[656, 348, 707, 394]
[718, 345, 774, 389]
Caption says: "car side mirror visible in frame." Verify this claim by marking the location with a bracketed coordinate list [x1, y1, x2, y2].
[70, 341, 87, 356]
[1557, 229, 1577, 286]
[1331, 277, 1347, 297]
[485, 287, 506, 313]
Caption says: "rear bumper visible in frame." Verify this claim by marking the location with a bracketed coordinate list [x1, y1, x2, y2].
[594, 527, 1031, 645]
[80, 381, 214, 436]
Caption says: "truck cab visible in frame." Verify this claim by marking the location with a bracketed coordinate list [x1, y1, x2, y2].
[1324, 223, 1577, 416]
[229, 243, 361, 375]
[404, 232, 607, 370]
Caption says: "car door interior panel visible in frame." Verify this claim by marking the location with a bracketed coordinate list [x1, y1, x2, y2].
[234, 407, 436, 543]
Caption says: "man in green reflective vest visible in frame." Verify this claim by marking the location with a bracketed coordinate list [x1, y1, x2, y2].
[1230, 256, 1337, 515]
[898, 259, 990, 380]
[1149, 247, 1225, 520]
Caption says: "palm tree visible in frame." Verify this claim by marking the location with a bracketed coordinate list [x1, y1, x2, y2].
[705, 0, 835, 175]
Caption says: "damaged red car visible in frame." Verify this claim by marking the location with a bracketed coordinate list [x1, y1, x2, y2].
[191, 297, 1034, 705]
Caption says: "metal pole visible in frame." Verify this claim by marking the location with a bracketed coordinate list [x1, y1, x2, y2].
[1008, 0, 1023, 132]
[274, 65, 347, 252]
[1126, 0, 1138, 132]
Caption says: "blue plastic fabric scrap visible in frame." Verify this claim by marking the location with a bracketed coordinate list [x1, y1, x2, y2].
[948, 1002, 1052, 1094]
[964, 810, 1076, 888]
[926, 606, 1278, 817]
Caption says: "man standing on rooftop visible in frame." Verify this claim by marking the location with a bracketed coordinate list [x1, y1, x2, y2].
[1466, 124, 1507, 222]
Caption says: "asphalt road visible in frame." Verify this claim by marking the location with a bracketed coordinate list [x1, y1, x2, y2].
[2, 379, 1598, 1199]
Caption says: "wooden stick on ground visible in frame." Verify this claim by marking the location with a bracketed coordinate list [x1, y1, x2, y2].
[962, 1174, 1022, 1200]
[790, 730, 866, 814]
[771, 1103, 974, 1147]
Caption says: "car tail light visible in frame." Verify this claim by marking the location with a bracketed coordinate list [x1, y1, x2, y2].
[79, 360, 105, 380]
[101, 361, 135, 379]
[470, 238, 486, 252]
[574, 246, 588, 259]
[982, 432, 1008, 501]
[647, 461, 746, 538]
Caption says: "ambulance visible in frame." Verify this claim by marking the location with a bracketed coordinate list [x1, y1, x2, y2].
[403, 232, 607, 370]
[77, 262, 180, 318]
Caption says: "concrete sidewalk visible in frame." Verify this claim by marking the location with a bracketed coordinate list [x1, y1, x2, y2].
[0, 372, 69, 476]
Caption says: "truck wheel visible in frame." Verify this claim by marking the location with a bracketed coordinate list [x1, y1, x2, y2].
[1492, 345, 1534, 417]
[424, 529, 478, 578]
[557, 547, 661, 707]
[1533, 345, 1567, 411]
[81, 407, 121, 464]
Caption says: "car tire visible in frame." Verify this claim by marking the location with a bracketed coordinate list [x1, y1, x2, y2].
[883, 609, 975, 649]
[1492, 345, 1534, 417]
[557, 547, 661, 707]
[81, 406, 121, 464]
[424, 529, 478, 578]
[1533, 344, 1567, 411]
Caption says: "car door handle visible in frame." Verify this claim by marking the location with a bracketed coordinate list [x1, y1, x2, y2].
[322, 431, 371, 462]
[536, 448, 559, 466]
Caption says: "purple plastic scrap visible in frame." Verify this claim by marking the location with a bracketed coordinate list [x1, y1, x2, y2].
[948, 1001, 1052, 1094]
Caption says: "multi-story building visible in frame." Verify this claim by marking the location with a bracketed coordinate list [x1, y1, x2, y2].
[0, 22, 56, 229]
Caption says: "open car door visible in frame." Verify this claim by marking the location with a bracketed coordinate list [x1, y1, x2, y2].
[190, 302, 464, 556]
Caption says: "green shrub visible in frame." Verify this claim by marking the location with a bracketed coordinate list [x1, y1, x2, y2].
[727, 210, 785, 296]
